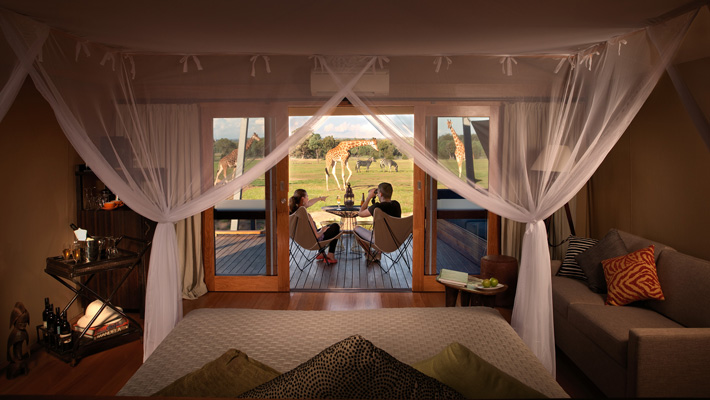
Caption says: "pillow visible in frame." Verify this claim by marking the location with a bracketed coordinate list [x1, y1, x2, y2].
[412, 342, 546, 399]
[152, 348, 281, 397]
[575, 229, 629, 293]
[557, 236, 597, 280]
[238, 335, 464, 399]
[602, 245, 665, 306]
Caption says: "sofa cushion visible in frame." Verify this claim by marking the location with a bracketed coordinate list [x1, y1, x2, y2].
[575, 229, 629, 293]
[646, 250, 710, 328]
[602, 245, 665, 306]
[616, 230, 674, 261]
[567, 303, 683, 367]
[552, 275, 605, 319]
[557, 236, 597, 280]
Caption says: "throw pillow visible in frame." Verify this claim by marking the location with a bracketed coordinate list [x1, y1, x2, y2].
[412, 342, 546, 399]
[602, 245, 665, 306]
[238, 335, 464, 399]
[575, 229, 629, 293]
[152, 348, 281, 397]
[557, 236, 598, 280]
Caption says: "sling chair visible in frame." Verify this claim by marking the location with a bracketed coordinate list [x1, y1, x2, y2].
[289, 206, 343, 271]
[354, 208, 413, 273]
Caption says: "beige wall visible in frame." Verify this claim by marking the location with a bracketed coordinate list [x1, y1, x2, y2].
[0, 79, 82, 362]
[590, 56, 710, 261]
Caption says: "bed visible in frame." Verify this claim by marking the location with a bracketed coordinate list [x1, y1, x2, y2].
[118, 307, 568, 398]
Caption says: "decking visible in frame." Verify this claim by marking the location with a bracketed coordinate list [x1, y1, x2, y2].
[216, 232, 480, 290]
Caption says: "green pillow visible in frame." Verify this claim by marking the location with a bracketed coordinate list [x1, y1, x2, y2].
[412, 342, 546, 399]
[152, 348, 281, 397]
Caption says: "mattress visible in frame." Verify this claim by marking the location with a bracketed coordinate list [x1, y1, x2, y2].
[118, 307, 568, 397]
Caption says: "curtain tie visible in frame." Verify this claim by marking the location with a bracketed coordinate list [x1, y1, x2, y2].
[553, 56, 576, 74]
[124, 54, 136, 79]
[499, 56, 517, 76]
[100, 52, 116, 71]
[179, 55, 203, 73]
[433, 56, 452, 73]
[75, 41, 91, 62]
[579, 51, 600, 71]
[309, 55, 325, 72]
[609, 38, 628, 55]
[249, 55, 271, 77]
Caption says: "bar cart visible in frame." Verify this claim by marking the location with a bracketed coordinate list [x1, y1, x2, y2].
[39, 237, 151, 366]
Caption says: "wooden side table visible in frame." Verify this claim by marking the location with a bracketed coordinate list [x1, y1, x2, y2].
[436, 274, 508, 307]
[480, 255, 518, 308]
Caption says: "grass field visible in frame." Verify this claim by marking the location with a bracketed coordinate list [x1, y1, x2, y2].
[214, 156, 489, 222]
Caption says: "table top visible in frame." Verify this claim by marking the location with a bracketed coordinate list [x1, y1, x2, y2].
[436, 274, 508, 295]
[45, 249, 141, 279]
[214, 199, 265, 212]
[321, 205, 360, 217]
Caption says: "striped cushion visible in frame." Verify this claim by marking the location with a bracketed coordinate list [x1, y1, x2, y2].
[557, 236, 597, 280]
[602, 245, 665, 306]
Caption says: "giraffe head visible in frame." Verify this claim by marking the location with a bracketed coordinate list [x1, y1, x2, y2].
[250, 132, 261, 142]
[447, 120, 453, 129]
[367, 138, 378, 151]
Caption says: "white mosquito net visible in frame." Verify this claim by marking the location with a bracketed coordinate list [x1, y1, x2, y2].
[0, 6, 697, 372]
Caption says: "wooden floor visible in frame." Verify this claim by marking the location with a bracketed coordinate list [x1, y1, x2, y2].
[0, 292, 605, 398]
[216, 233, 480, 290]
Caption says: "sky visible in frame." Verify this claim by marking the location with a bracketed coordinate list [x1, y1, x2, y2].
[213, 115, 488, 141]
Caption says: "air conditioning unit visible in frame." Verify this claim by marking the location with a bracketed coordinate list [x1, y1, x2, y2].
[310, 70, 390, 96]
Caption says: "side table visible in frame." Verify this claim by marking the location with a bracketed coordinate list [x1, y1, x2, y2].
[480, 255, 518, 308]
[436, 274, 508, 307]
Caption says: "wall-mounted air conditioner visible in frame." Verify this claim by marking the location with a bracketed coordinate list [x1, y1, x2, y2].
[310, 70, 390, 96]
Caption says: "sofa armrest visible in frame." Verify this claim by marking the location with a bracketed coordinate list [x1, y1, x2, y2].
[550, 260, 561, 276]
[628, 328, 710, 397]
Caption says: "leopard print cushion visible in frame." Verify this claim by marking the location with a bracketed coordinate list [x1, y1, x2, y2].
[238, 334, 464, 399]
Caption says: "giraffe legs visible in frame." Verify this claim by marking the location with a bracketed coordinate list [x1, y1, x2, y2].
[457, 160, 463, 178]
[343, 161, 353, 186]
[331, 164, 341, 190]
[214, 163, 226, 185]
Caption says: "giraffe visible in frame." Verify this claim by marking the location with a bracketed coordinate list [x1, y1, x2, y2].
[214, 132, 261, 184]
[446, 120, 466, 178]
[324, 138, 378, 190]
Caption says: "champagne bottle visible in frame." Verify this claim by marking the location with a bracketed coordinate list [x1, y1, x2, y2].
[60, 312, 72, 351]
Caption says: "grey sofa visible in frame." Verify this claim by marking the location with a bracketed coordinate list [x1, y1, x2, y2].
[551, 229, 710, 398]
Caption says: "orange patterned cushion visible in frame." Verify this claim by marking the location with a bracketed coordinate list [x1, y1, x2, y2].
[602, 245, 665, 306]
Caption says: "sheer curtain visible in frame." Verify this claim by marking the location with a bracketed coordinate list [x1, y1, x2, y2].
[0, 7, 695, 368]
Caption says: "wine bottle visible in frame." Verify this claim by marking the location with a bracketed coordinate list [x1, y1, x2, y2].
[47, 305, 55, 346]
[42, 297, 50, 329]
[60, 312, 72, 351]
[361, 193, 365, 206]
[55, 307, 62, 346]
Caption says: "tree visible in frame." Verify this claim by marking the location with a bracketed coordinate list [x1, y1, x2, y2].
[307, 133, 322, 159]
[214, 138, 237, 159]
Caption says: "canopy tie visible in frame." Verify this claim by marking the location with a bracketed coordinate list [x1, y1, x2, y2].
[609, 37, 628, 55]
[250, 55, 271, 77]
[579, 50, 600, 71]
[553, 56, 576, 74]
[433, 56, 452, 73]
[75, 40, 91, 62]
[372, 56, 390, 73]
[124, 54, 136, 79]
[100, 52, 116, 71]
[499, 56, 517, 76]
[179, 55, 203, 73]
[309, 55, 325, 72]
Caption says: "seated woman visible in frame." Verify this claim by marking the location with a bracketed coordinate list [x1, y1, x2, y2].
[288, 189, 340, 264]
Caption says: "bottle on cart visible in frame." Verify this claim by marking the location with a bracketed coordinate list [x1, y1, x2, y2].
[55, 307, 62, 347]
[42, 297, 50, 329]
[59, 312, 72, 351]
[46, 304, 55, 345]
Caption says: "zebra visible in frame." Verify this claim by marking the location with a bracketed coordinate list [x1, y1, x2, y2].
[355, 157, 375, 172]
[379, 158, 398, 172]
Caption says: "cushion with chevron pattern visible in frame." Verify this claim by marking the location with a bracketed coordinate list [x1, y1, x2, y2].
[602, 245, 665, 306]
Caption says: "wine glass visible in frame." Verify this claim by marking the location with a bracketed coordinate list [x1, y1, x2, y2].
[336, 195, 341, 209]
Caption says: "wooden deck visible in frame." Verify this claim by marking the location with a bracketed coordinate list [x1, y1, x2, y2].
[216, 232, 480, 290]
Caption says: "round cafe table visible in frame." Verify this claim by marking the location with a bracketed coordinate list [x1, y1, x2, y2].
[321, 205, 362, 257]
[436, 274, 508, 307]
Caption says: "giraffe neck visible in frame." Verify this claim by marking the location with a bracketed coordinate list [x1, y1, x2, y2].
[245, 135, 258, 150]
[339, 140, 371, 151]
[449, 127, 463, 147]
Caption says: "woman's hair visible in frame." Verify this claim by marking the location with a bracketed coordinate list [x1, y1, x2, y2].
[288, 188, 307, 214]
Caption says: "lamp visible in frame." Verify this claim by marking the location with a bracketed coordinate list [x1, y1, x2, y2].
[532, 145, 576, 236]
[344, 183, 354, 207]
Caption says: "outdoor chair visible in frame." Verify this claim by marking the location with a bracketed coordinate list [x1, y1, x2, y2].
[354, 208, 413, 273]
[289, 206, 343, 271]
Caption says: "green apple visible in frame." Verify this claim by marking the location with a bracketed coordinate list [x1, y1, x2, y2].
[482, 279, 491, 288]
[490, 277, 499, 287]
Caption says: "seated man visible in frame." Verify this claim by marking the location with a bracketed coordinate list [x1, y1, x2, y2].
[354, 182, 401, 260]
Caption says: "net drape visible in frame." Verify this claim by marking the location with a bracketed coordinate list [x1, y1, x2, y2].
[0, 7, 695, 370]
